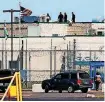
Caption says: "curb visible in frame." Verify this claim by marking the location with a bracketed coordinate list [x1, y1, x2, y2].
[22, 89, 32, 91]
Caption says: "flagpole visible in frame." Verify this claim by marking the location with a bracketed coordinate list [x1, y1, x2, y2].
[19, 2, 21, 71]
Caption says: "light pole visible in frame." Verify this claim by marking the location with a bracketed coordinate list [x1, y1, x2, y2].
[3, 9, 20, 68]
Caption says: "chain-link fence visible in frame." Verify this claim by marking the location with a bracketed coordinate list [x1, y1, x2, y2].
[0, 48, 104, 88]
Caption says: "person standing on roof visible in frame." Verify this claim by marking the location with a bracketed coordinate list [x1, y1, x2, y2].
[71, 12, 76, 23]
[46, 13, 51, 22]
[58, 12, 63, 23]
[64, 12, 68, 23]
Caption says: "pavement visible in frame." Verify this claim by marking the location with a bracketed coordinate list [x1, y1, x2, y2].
[22, 89, 104, 98]
[88, 90, 104, 98]
[0, 89, 104, 101]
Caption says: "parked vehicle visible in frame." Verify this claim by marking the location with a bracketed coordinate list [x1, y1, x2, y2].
[0, 69, 16, 92]
[42, 70, 92, 93]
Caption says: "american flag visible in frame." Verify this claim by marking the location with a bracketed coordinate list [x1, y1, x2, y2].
[20, 6, 32, 16]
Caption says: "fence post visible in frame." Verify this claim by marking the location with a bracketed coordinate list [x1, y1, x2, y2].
[67, 44, 69, 70]
[54, 46, 56, 75]
[50, 39, 52, 78]
[5, 51, 7, 69]
[5, 39, 7, 69]
[2, 39, 4, 69]
[25, 38, 27, 88]
[90, 50, 92, 61]
[73, 39, 76, 69]
[68, 41, 71, 70]
[29, 51, 31, 83]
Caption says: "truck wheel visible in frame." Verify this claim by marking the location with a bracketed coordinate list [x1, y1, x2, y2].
[68, 86, 74, 93]
[81, 88, 88, 93]
[45, 85, 49, 93]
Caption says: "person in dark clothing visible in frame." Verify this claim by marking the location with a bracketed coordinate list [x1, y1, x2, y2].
[72, 12, 75, 23]
[58, 12, 63, 23]
[94, 72, 102, 91]
[64, 12, 67, 23]
[46, 13, 51, 22]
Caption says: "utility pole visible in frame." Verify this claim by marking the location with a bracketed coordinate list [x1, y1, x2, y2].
[3, 9, 20, 68]
[73, 39, 76, 69]
[2, 39, 4, 69]
[25, 39, 27, 87]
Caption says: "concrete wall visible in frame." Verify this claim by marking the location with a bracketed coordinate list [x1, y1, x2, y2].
[0, 23, 104, 37]
[0, 37, 103, 50]
[0, 36, 104, 71]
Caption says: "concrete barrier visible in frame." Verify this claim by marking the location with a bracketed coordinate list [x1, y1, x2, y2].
[32, 84, 44, 92]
